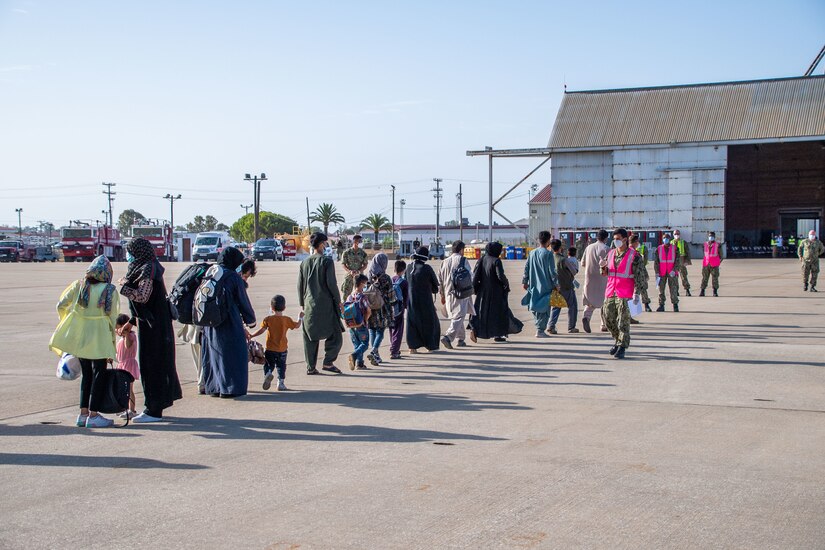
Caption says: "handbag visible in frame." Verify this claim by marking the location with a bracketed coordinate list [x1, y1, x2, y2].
[247, 340, 266, 365]
[550, 289, 568, 309]
[56, 353, 81, 381]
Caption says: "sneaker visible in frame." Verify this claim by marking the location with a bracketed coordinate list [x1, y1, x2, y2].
[409, 348, 419, 355]
[609, 345, 619, 356]
[373, 352, 383, 364]
[76, 414, 88, 427]
[568, 328, 580, 334]
[306, 368, 321, 375]
[132, 413, 163, 424]
[494, 337, 507, 342]
[614, 347, 626, 359]
[456, 340, 468, 348]
[263, 372, 274, 390]
[582, 318, 591, 333]
[356, 363, 369, 370]
[119, 410, 138, 420]
[85, 414, 114, 428]
[535, 330, 550, 338]
[547, 326, 558, 335]
[322, 365, 342, 374]
[811, 287, 818, 293]
[440, 336, 453, 350]
[366, 352, 379, 366]
[644, 304, 652, 312]
[277, 379, 287, 391]
[348, 354, 356, 370]
[390, 354, 403, 360]
[656, 305, 665, 312]
[713, 290, 719, 297]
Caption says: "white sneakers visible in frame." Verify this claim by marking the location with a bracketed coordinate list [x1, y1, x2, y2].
[263, 372, 275, 390]
[85, 415, 114, 428]
[277, 379, 287, 391]
[132, 413, 163, 424]
[535, 330, 550, 338]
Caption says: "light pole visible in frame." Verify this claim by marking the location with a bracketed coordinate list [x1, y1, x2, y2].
[163, 194, 182, 231]
[391, 185, 396, 253]
[244, 173, 267, 243]
[15, 208, 23, 239]
[241, 204, 253, 216]
[399, 199, 405, 255]
[432, 178, 442, 242]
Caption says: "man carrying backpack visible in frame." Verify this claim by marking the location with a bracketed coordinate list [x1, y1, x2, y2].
[438, 240, 475, 349]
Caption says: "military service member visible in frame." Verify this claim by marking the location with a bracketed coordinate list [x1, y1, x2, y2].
[630, 234, 653, 313]
[340, 234, 369, 297]
[672, 229, 691, 296]
[655, 233, 681, 312]
[574, 233, 588, 261]
[599, 228, 645, 360]
[798, 230, 824, 292]
[699, 231, 722, 296]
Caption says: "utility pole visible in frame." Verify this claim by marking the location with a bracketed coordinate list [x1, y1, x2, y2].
[163, 194, 182, 231]
[432, 178, 443, 241]
[244, 173, 267, 243]
[102, 182, 116, 226]
[15, 208, 23, 239]
[306, 197, 311, 233]
[241, 204, 253, 216]
[487, 146, 493, 242]
[399, 198, 406, 253]
[458, 184, 464, 242]
[391, 185, 396, 253]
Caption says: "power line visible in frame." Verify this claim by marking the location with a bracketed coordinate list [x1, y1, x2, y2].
[102, 182, 116, 226]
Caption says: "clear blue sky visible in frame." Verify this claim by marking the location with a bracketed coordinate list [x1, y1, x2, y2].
[1, 0, 823, 231]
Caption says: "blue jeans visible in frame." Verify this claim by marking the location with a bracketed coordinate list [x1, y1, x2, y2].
[368, 328, 385, 353]
[264, 350, 287, 379]
[350, 327, 369, 364]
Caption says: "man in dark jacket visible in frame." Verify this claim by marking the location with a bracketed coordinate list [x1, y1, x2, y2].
[549, 239, 579, 334]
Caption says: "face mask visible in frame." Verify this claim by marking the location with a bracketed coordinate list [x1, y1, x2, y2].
[126, 252, 134, 263]
[673, 234, 680, 240]
[613, 239, 624, 249]
[663, 238, 670, 245]
[810, 235, 816, 241]
[708, 236, 715, 242]
[236, 265, 243, 273]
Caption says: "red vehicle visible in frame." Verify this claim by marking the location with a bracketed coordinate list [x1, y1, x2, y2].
[281, 238, 297, 259]
[131, 224, 174, 261]
[0, 240, 35, 262]
[60, 225, 124, 262]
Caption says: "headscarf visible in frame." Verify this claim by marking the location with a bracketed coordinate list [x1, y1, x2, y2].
[412, 246, 429, 263]
[367, 253, 388, 280]
[486, 242, 503, 258]
[124, 237, 162, 284]
[217, 246, 245, 272]
[78, 255, 116, 314]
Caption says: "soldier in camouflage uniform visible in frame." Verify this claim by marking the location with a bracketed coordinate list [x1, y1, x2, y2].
[798, 230, 824, 292]
[672, 229, 691, 296]
[340, 234, 369, 297]
[574, 234, 588, 261]
[630, 234, 652, 312]
[654, 233, 681, 312]
[600, 228, 646, 359]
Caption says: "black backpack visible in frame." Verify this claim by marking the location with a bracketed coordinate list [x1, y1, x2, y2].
[168, 261, 212, 324]
[98, 369, 134, 415]
[192, 265, 230, 327]
[451, 257, 474, 299]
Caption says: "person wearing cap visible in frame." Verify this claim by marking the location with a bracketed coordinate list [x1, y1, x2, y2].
[599, 228, 645, 359]
[629, 234, 652, 313]
[654, 233, 681, 312]
[700, 231, 722, 297]
[798, 230, 824, 292]
[340, 234, 368, 298]
[672, 229, 691, 296]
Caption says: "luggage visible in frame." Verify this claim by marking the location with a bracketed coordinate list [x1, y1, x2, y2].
[192, 265, 229, 327]
[168, 261, 212, 324]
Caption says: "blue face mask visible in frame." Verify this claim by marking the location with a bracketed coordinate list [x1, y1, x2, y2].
[126, 252, 134, 263]
[236, 265, 243, 273]
[663, 238, 670, 245]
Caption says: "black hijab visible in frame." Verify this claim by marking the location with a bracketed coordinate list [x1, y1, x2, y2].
[412, 246, 429, 263]
[124, 237, 163, 284]
[217, 247, 245, 272]
[486, 242, 503, 258]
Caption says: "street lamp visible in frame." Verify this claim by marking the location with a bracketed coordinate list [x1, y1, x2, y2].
[14, 208, 23, 239]
[244, 173, 267, 243]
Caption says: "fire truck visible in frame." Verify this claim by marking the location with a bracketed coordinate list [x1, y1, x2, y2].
[131, 223, 174, 261]
[60, 225, 124, 262]
[0, 240, 35, 262]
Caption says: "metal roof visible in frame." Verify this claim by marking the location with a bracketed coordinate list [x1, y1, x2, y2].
[529, 184, 551, 204]
[548, 75, 825, 149]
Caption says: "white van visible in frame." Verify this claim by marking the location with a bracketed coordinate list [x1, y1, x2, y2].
[192, 231, 232, 261]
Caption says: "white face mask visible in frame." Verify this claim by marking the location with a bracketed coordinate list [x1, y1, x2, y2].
[613, 239, 624, 249]
[673, 234, 680, 240]
[810, 235, 816, 241]
[708, 236, 715, 242]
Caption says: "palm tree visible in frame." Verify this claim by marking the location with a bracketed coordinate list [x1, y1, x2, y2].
[361, 213, 391, 245]
[309, 203, 345, 234]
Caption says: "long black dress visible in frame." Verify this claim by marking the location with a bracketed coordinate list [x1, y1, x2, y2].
[405, 259, 441, 351]
[469, 250, 523, 339]
[128, 266, 182, 416]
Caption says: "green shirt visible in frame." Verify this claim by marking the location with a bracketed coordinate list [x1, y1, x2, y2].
[798, 239, 824, 263]
[341, 247, 368, 274]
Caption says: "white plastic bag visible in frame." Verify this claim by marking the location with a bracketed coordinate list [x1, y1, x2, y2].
[56, 353, 81, 381]
[628, 296, 643, 318]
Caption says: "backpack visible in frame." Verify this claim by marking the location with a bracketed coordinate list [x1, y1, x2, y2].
[391, 278, 405, 317]
[192, 265, 229, 327]
[97, 368, 134, 415]
[168, 261, 212, 324]
[342, 296, 365, 328]
[451, 256, 474, 299]
[363, 284, 385, 310]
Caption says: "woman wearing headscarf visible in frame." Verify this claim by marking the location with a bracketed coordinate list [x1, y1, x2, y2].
[405, 246, 441, 353]
[50, 256, 120, 428]
[365, 252, 394, 365]
[468, 242, 523, 342]
[119, 237, 182, 422]
[200, 247, 256, 398]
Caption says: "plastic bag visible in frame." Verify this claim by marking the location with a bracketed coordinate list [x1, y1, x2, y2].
[628, 296, 643, 318]
[56, 353, 81, 381]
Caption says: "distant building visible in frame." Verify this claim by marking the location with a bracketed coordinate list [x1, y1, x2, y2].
[547, 75, 825, 255]
[395, 223, 529, 247]
[528, 185, 551, 243]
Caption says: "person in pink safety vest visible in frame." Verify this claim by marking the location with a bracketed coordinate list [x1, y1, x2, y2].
[654, 233, 681, 312]
[700, 231, 722, 297]
[599, 228, 645, 360]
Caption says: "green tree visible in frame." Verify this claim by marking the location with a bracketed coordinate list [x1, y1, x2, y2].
[309, 203, 345, 234]
[184, 215, 224, 233]
[230, 211, 298, 243]
[117, 209, 146, 234]
[361, 213, 391, 243]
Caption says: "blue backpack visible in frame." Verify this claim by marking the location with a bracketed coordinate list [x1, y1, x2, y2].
[342, 296, 365, 328]
[391, 278, 405, 317]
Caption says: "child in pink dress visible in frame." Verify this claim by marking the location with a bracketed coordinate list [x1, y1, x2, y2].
[115, 314, 140, 418]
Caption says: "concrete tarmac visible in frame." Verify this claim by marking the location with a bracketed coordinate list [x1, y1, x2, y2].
[0, 258, 823, 549]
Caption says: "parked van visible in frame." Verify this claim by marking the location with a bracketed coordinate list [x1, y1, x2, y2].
[192, 231, 231, 261]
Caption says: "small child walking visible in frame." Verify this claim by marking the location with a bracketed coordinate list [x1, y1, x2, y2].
[115, 314, 140, 418]
[389, 260, 409, 359]
[247, 295, 303, 391]
[344, 274, 371, 371]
